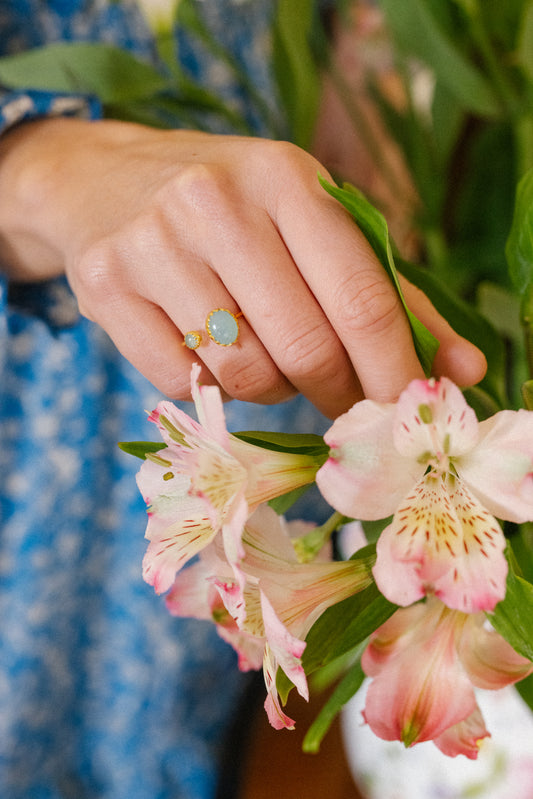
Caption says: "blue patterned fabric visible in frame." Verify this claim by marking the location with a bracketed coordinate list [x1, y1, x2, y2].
[0, 3, 329, 798]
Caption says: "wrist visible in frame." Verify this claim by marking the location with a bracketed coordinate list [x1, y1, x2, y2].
[0, 117, 70, 280]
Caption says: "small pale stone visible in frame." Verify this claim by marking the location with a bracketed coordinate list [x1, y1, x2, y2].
[206, 309, 239, 346]
[184, 331, 202, 350]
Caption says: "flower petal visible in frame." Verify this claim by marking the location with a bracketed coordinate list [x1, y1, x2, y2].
[141, 502, 216, 594]
[261, 591, 308, 701]
[229, 435, 320, 510]
[393, 377, 478, 460]
[433, 706, 490, 759]
[241, 505, 372, 638]
[434, 478, 507, 612]
[459, 409, 533, 523]
[458, 614, 533, 689]
[263, 644, 297, 730]
[373, 474, 507, 612]
[362, 601, 477, 746]
[317, 400, 421, 519]
[373, 474, 460, 608]
[216, 624, 265, 672]
[164, 559, 214, 620]
[190, 362, 231, 447]
[361, 601, 428, 676]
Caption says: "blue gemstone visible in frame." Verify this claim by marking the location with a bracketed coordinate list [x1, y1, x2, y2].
[206, 309, 240, 346]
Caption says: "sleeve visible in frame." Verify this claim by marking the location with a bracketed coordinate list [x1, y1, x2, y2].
[0, 87, 103, 136]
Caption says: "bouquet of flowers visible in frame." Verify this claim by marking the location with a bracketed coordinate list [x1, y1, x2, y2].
[119, 169, 533, 758]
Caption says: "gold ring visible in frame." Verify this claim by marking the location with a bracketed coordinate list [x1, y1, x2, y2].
[182, 331, 202, 350]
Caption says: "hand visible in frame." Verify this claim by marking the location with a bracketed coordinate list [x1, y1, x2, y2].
[0, 117, 485, 417]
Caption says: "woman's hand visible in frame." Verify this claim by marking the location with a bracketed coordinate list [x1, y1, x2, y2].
[0, 117, 485, 417]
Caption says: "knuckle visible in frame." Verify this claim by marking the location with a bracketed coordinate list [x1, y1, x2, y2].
[336, 272, 402, 338]
[259, 139, 303, 168]
[280, 320, 341, 381]
[153, 369, 192, 401]
[258, 140, 320, 194]
[217, 356, 280, 403]
[168, 162, 232, 219]
[72, 242, 122, 310]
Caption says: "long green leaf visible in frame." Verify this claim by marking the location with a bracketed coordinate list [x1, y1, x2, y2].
[233, 430, 327, 457]
[117, 441, 166, 460]
[302, 658, 365, 753]
[271, 0, 322, 148]
[506, 167, 533, 299]
[489, 545, 533, 661]
[319, 178, 439, 376]
[302, 584, 396, 674]
[268, 483, 312, 515]
[378, 0, 499, 117]
[517, 0, 533, 83]
[0, 43, 168, 102]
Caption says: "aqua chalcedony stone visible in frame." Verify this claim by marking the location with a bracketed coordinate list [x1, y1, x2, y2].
[206, 309, 240, 346]
[184, 331, 202, 350]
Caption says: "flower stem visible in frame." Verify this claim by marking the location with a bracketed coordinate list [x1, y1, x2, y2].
[293, 511, 347, 563]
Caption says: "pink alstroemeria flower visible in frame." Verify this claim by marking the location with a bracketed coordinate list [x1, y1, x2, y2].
[165, 550, 265, 671]
[166, 504, 372, 729]
[317, 377, 533, 612]
[137, 364, 320, 595]
[361, 596, 533, 757]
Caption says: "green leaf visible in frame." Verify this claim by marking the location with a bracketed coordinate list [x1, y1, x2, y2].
[0, 43, 168, 103]
[379, 0, 499, 117]
[506, 167, 533, 299]
[489, 545, 533, 661]
[516, 672, 533, 714]
[509, 524, 533, 584]
[302, 658, 365, 753]
[271, 0, 322, 148]
[399, 261, 507, 411]
[117, 441, 166, 460]
[319, 178, 439, 376]
[517, 0, 533, 83]
[233, 430, 328, 458]
[268, 483, 312, 515]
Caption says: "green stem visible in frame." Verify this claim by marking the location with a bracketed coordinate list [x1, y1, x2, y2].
[292, 511, 347, 563]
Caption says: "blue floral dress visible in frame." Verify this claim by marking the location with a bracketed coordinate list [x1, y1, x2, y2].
[0, 2, 329, 798]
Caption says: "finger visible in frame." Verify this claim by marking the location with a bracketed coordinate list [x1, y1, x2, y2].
[167, 180, 364, 418]
[123, 220, 299, 406]
[82, 286, 217, 399]
[399, 276, 487, 387]
[72, 199, 301, 406]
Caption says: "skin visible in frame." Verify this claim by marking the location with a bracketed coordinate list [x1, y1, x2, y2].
[0, 117, 486, 418]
